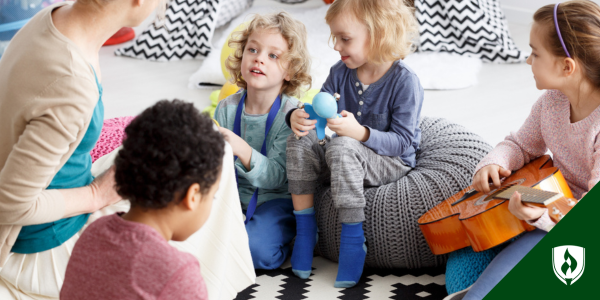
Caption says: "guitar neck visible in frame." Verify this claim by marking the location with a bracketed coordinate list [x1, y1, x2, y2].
[496, 185, 577, 223]
[496, 186, 561, 206]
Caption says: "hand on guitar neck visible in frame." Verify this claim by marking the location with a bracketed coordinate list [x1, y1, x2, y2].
[501, 187, 578, 224]
[507, 191, 546, 222]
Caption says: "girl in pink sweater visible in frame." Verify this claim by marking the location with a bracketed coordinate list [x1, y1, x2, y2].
[447, 2, 600, 299]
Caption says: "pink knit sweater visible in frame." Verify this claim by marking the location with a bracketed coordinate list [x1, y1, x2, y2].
[475, 90, 600, 230]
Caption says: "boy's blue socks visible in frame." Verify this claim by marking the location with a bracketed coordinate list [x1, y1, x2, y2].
[334, 222, 367, 288]
[291, 207, 318, 279]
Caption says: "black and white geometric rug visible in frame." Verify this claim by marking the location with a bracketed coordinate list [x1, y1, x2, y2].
[235, 257, 447, 300]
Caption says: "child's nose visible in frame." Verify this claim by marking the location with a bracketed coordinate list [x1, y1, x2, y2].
[333, 41, 342, 52]
[255, 54, 265, 64]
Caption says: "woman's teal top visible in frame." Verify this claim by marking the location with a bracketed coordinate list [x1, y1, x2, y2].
[11, 69, 104, 254]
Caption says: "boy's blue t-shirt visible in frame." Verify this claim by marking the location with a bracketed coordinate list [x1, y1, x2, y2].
[12, 71, 104, 254]
[214, 91, 297, 209]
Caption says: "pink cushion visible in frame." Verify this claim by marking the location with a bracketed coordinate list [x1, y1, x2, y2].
[90, 116, 135, 162]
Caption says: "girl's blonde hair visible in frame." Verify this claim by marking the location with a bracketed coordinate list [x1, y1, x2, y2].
[226, 12, 312, 97]
[534, 0, 600, 88]
[325, 0, 418, 64]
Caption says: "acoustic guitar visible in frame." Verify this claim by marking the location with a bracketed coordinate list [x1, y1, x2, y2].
[418, 155, 578, 255]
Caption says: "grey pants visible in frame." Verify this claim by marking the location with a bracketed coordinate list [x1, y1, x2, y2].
[286, 131, 412, 223]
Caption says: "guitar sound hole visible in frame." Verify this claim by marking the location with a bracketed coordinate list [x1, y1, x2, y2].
[473, 179, 526, 206]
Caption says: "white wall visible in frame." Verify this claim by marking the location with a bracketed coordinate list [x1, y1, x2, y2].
[501, 0, 600, 24]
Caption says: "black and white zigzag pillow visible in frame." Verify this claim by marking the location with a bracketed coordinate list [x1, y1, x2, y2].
[115, 0, 221, 61]
[416, 0, 527, 63]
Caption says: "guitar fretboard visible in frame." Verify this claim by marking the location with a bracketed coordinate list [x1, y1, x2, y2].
[495, 186, 561, 205]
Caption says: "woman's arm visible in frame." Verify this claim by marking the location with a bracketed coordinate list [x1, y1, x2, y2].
[60, 166, 120, 218]
[0, 77, 119, 225]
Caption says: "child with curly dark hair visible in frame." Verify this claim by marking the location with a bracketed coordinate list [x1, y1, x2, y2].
[214, 11, 312, 270]
[60, 100, 224, 300]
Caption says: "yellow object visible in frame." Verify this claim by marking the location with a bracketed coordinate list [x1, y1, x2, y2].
[221, 23, 248, 81]
[212, 119, 220, 127]
[299, 88, 320, 104]
[219, 81, 241, 101]
[202, 90, 221, 117]
[210, 89, 220, 106]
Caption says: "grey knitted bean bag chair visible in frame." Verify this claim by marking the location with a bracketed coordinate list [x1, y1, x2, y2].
[313, 117, 493, 269]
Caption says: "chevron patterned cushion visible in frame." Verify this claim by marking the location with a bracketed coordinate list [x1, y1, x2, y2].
[415, 0, 527, 63]
[313, 117, 493, 269]
[115, 0, 221, 61]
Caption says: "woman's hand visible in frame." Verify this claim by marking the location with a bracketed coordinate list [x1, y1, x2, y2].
[218, 127, 253, 170]
[508, 191, 546, 221]
[290, 109, 316, 137]
[62, 165, 121, 218]
[89, 165, 121, 211]
[472, 164, 512, 193]
[327, 110, 370, 142]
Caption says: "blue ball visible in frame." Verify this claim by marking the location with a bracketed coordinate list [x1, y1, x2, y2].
[312, 92, 338, 119]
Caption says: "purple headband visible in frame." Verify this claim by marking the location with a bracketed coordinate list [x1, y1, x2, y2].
[554, 3, 572, 58]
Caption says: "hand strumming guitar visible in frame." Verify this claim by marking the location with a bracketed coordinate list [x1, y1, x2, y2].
[472, 164, 511, 193]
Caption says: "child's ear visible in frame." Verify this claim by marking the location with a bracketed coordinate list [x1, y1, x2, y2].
[563, 57, 577, 77]
[181, 183, 201, 211]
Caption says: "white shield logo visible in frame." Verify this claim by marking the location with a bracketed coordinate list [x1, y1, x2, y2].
[552, 245, 585, 285]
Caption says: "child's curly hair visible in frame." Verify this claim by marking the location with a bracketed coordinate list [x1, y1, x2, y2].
[325, 0, 418, 63]
[114, 99, 225, 209]
[225, 12, 312, 98]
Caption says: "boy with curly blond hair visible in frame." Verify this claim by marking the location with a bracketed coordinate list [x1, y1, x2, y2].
[214, 11, 312, 270]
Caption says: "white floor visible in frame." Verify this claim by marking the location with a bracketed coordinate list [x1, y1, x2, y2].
[99, 0, 541, 147]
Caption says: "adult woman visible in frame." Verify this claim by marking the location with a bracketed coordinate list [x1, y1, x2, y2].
[0, 0, 165, 298]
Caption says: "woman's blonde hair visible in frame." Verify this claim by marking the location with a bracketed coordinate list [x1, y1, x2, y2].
[534, 0, 600, 88]
[325, 0, 418, 63]
[225, 12, 312, 97]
